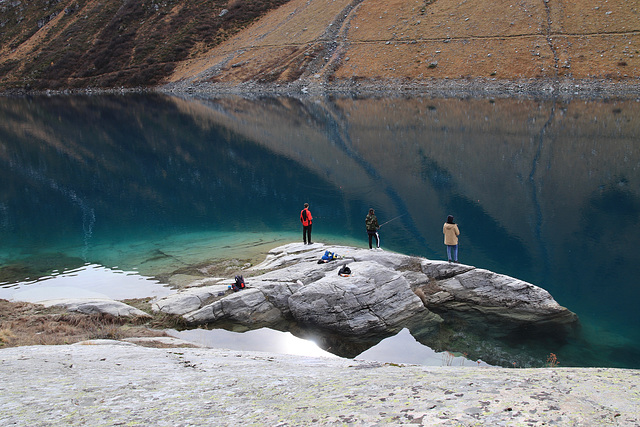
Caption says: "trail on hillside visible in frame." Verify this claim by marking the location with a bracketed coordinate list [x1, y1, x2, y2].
[168, 0, 640, 86]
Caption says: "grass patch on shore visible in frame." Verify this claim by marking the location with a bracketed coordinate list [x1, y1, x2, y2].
[0, 299, 183, 349]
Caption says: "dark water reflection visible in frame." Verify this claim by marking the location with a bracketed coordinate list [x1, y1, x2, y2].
[0, 94, 639, 368]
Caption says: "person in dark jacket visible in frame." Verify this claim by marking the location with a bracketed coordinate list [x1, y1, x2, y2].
[365, 208, 380, 249]
[300, 203, 313, 244]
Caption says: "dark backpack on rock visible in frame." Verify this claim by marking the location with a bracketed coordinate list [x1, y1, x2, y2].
[233, 275, 245, 291]
[338, 265, 351, 276]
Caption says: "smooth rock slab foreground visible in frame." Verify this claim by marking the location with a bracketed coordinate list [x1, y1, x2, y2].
[0, 342, 638, 426]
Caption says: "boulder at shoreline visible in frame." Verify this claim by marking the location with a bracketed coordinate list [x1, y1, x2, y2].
[154, 243, 578, 366]
[41, 298, 151, 318]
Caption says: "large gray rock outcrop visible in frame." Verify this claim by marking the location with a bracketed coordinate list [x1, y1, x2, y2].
[153, 242, 578, 364]
[287, 260, 430, 335]
[157, 245, 438, 333]
[415, 260, 577, 324]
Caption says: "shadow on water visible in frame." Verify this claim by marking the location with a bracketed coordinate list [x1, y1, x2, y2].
[1, 94, 640, 368]
[560, 184, 640, 367]
[418, 153, 532, 272]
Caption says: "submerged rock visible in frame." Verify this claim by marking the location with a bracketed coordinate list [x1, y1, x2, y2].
[154, 243, 578, 365]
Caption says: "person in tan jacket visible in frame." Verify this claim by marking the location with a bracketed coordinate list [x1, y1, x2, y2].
[443, 215, 460, 263]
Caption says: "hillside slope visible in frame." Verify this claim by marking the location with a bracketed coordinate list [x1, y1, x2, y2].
[0, 0, 290, 90]
[2, 0, 639, 92]
[167, 0, 640, 91]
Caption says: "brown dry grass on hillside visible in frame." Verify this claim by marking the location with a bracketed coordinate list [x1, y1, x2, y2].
[2, 0, 639, 90]
[170, 0, 640, 86]
[0, 0, 292, 90]
[0, 299, 172, 348]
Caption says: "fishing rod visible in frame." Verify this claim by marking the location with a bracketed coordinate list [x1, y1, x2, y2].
[379, 213, 407, 228]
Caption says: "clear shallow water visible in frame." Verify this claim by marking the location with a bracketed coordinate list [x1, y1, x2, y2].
[0, 264, 171, 302]
[168, 327, 489, 367]
[0, 230, 302, 302]
[1, 94, 639, 368]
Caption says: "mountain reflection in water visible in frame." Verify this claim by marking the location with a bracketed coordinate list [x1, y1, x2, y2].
[0, 94, 638, 368]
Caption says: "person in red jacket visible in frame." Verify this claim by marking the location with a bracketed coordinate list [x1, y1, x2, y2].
[300, 203, 313, 244]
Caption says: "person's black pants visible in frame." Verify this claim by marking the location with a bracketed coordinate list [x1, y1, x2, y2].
[303, 224, 312, 244]
[368, 231, 379, 249]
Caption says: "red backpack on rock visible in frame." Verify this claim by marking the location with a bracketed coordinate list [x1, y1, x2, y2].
[232, 275, 245, 291]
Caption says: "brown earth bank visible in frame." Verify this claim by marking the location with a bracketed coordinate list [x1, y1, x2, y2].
[1, 0, 640, 94]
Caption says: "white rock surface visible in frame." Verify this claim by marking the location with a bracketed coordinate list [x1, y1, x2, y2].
[151, 284, 229, 315]
[121, 336, 204, 347]
[0, 342, 638, 426]
[40, 298, 150, 318]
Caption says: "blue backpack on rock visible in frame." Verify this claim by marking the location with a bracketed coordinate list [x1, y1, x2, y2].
[318, 250, 340, 264]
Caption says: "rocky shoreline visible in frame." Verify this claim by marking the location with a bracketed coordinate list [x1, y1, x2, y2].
[33, 242, 579, 368]
[159, 77, 640, 100]
[151, 243, 578, 367]
[1, 341, 638, 426]
[1, 243, 638, 425]
[2, 77, 640, 100]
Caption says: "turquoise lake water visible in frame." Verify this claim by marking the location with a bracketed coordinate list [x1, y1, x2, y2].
[0, 93, 638, 368]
